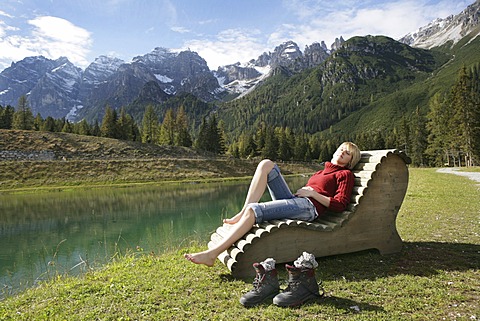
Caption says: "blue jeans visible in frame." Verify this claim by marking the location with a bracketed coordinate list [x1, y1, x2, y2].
[249, 164, 318, 224]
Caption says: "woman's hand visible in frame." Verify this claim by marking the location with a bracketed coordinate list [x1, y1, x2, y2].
[296, 186, 331, 208]
[295, 186, 316, 198]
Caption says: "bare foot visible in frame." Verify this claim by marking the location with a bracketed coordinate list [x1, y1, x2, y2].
[223, 212, 242, 224]
[184, 251, 216, 267]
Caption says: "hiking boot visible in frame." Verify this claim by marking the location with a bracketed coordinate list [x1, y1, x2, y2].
[273, 264, 321, 307]
[240, 262, 280, 307]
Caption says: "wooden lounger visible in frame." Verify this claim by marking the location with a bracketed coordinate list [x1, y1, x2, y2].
[208, 149, 411, 278]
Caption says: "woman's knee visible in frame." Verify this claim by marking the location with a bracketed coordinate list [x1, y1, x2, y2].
[257, 159, 275, 173]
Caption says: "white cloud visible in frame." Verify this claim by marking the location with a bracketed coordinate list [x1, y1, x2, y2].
[0, 16, 92, 70]
[0, 10, 14, 19]
[273, 0, 473, 51]
[183, 28, 269, 70]
[171, 26, 190, 34]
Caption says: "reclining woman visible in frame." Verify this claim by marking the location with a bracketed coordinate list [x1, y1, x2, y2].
[184, 142, 361, 267]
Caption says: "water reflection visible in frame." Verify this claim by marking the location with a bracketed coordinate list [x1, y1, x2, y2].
[0, 176, 308, 298]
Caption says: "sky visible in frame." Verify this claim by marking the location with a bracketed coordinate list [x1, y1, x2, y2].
[0, 0, 473, 71]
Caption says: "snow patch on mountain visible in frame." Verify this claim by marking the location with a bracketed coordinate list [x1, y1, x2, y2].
[66, 104, 84, 121]
[399, 0, 480, 49]
[155, 74, 173, 83]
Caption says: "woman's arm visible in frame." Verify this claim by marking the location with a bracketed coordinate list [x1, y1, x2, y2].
[295, 186, 331, 208]
[296, 171, 354, 212]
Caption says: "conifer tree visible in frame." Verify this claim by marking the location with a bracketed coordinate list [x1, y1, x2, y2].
[195, 115, 225, 154]
[141, 104, 159, 143]
[410, 107, 428, 166]
[469, 64, 480, 164]
[33, 113, 43, 131]
[91, 121, 101, 137]
[12, 95, 34, 130]
[293, 133, 308, 161]
[159, 108, 175, 145]
[117, 107, 136, 140]
[426, 93, 451, 166]
[100, 105, 118, 138]
[277, 127, 290, 161]
[76, 119, 91, 136]
[175, 106, 192, 147]
[62, 120, 73, 133]
[262, 126, 278, 159]
[449, 65, 478, 166]
[208, 114, 225, 154]
[195, 116, 209, 151]
[0, 105, 14, 129]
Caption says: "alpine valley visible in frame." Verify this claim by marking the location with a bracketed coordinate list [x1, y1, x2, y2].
[0, 0, 479, 142]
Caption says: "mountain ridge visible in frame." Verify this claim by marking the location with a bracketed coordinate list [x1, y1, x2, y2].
[0, 0, 477, 130]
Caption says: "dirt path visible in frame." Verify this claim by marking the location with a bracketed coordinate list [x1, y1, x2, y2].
[437, 168, 480, 185]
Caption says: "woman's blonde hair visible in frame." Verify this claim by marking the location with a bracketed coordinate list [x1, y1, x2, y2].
[340, 142, 361, 169]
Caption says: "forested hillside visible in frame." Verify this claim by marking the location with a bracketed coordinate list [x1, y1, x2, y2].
[1, 35, 479, 167]
[219, 35, 480, 166]
[219, 36, 448, 136]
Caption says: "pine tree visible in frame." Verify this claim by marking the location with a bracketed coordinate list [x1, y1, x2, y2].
[76, 119, 91, 136]
[469, 64, 480, 164]
[91, 121, 101, 137]
[195, 116, 209, 151]
[449, 66, 477, 166]
[12, 95, 34, 130]
[195, 115, 225, 154]
[410, 106, 428, 166]
[141, 104, 159, 144]
[426, 93, 451, 166]
[33, 113, 43, 131]
[159, 109, 175, 145]
[100, 105, 118, 138]
[117, 107, 135, 140]
[208, 114, 225, 154]
[61, 120, 73, 133]
[175, 106, 192, 147]
[277, 127, 293, 161]
[0, 105, 14, 129]
[293, 133, 308, 161]
[262, 126, 278, 159]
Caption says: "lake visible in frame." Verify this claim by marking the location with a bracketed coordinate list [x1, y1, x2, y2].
[0, 176, 308, 299]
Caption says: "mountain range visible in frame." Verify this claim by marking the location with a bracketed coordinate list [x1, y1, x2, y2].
[0, 0, 479, 130]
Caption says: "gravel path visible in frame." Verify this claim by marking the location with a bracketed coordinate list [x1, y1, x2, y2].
[437, 168, 480, 185]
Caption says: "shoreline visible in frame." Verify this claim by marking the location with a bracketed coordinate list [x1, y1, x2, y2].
[0, 158, 321, 195]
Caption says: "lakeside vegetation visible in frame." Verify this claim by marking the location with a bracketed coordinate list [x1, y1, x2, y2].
[1, 167, 478, 320]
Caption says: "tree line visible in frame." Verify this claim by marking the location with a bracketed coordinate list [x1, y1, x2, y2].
[1, 65, 478, 166]
[0, 99, 226, 155]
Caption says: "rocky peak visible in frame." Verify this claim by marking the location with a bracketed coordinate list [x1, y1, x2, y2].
[304, 42, 330, 68]
[132, 47, 177, 65]
[331, 36, 345, 51]
[399, 0, 480, 48]
[28, 57, 83, 119]
[83, 55, 125, 85]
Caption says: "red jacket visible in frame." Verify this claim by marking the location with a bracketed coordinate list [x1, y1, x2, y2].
[306, 161, 354, 216]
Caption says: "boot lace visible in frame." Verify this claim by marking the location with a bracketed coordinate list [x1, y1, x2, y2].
[251, 274, 265, 291]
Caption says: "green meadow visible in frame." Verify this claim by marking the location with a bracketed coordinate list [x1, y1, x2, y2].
[1, 168, 479, 320]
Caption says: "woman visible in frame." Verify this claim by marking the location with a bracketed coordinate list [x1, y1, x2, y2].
[184, 142, 361, 267]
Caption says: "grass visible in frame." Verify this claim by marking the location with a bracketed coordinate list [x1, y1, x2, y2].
[0, 168, 479, 320]
[0, 158, 321, 194]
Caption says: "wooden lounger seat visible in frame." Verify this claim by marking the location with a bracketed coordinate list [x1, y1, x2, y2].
[208, 149, 411, 278]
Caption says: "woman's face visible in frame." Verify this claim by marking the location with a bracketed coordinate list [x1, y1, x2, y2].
[332, 145, 353, 167]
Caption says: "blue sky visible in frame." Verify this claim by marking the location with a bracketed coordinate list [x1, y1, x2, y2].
[0, 0, 473, 71]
